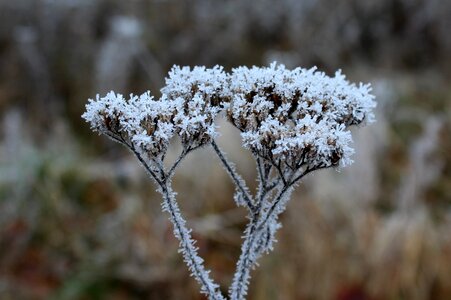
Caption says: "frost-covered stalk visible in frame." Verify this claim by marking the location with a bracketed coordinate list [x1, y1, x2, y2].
[82, 66, 228, 300]
[83, 63, 376, 300]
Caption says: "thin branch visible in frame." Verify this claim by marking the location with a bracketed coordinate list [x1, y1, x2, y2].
[256, 157, 265, 188]
[229, 218, 259, 300]
[263, 162, 271, 181]
[159, 183, 225, 300]
[255, 157, 267, 207]
[274, 160, 287, 186]
[167, 148, 188, 179]
[105, 132, 131, 148]
[128, 142, 224, 300]
[230, 165, 321, 300]
[150, 155, 166, 179]
[167, 144, 202, 180]
[290, 163, 328, 186]
[229, 189, 291, 299]
[265, 178, 280, 193]
[106, 131, 163, 186]
[211, 140, 255, 213]
[130, 144, 163, 186]
[257, 165, 330, 236]
[261, 151, 286, 186]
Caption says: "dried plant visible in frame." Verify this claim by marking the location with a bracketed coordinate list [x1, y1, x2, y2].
[82, 63, 376, 300]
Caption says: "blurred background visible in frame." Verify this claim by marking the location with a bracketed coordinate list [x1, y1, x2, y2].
[0, 0, 450, 299]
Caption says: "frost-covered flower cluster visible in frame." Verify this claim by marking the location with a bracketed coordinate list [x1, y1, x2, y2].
[83, 63, 376, 300]
[83, 66, 231, 158]
[83, 91, 180, 156]
[228, 63, 375, 168]
[84, 63, 374, 167]
[161, 65, 229, 146]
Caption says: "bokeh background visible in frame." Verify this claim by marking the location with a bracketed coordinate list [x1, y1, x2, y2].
[0, 0, 450, 299]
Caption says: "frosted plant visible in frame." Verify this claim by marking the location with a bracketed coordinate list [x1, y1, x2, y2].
[82, 63, 376, 300]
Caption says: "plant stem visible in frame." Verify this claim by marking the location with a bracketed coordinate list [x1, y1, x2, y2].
[211, 140, 255, 213]
[130, 144, 224, 300]
[159, 183, 225, 300]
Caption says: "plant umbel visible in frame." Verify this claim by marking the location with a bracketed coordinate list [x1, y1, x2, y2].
[82, 62, 376, 300]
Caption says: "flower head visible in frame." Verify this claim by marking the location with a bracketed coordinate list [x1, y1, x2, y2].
[161, 65, 229, 147]
[228, 63, 376, 168]
[82, 91, 178, 156]
[83, 63, 375, 167]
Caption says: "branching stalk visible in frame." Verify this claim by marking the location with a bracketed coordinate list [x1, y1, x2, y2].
[130, 146, 225, 300]
[211, 140, 256, 213]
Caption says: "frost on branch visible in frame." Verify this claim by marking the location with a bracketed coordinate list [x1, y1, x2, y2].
[82, 62, 376, 300]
